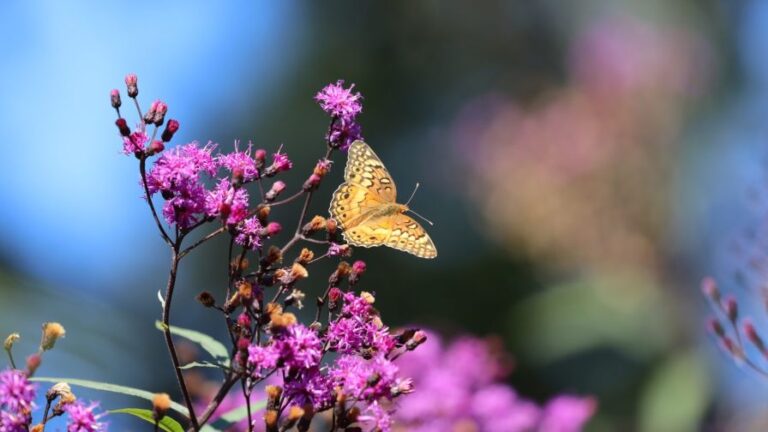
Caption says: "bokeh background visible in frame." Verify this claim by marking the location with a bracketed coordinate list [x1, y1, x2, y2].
[2, 1, 768, 430]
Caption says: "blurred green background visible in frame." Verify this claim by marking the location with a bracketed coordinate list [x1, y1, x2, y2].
[2, 1, 767, 430]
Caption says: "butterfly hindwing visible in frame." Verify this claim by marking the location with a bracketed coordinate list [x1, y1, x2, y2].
[385, 213, 437, 259]
[329, 182, 381, 230]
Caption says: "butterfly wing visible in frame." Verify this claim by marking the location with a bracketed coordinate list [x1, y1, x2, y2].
[329, 182, 382, 230]
[384, 213, 438, 259]
[345, 141, 397, 203]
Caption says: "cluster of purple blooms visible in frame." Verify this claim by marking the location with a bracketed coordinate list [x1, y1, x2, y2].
[393, 331, 596, 432]
[0, 368, 105, 431]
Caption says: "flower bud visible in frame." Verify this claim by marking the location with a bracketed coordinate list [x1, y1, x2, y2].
[313, 159, 332, 177]
[724, 296, 738, 322]
[125, 73, 138, 98]
[26, 353, 42, 376]
[40, 322, 66, 351]
[349, 260, 366, 285]
[110, 89, 122, 109]
[256, 205, 271, 225]
[707, 318, 724, 337]
[701, 277, 719, 302]
[303, 173, 322, 191]
[254, 149, 267, 168]
[744, 319, 765, 352]
[153, 100, 168, 126]
[161, 119, 179, 142]
[406, 330, 428, 351]
[265, 180, 286, 202]
[237, 313, 251, 329]
[152, 393, 172, 421]
[115, 118, 131, 137]
[264, 222, 282, 237]
[148, 140, 165, 156]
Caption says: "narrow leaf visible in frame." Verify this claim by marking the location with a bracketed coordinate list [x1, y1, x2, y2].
[30, 377, 189, 417]
[157, 290, 166, 309]
[154, 321, 230, 366]
[209, 400, 267, 429]
[179, 361, 226, 370]
[110, 408, 184, 432]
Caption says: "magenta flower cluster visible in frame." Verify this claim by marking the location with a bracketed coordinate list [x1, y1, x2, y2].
[0, 368, 106, 431]
[315, 80, 364, 151]
[393, 331, 596, 432]
[0, 368, 36, 431]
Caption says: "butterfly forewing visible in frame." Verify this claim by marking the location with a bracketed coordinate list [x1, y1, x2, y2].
[345, 141, 397, 203]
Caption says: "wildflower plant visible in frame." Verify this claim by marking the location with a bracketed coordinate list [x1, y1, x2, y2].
[103, 75, 422, 431]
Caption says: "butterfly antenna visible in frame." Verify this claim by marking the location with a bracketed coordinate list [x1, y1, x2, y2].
[408, 208, 434, 226]
[405, 183, 420, 206]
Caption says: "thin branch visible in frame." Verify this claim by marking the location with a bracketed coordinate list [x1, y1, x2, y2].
[140, 156, 173, 246]
[162, 245, 200, 431]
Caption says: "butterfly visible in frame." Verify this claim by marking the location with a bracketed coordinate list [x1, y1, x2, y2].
[329, 140, 437, 259]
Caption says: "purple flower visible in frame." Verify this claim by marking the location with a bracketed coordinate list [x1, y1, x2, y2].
[270, 152, 293, 173]
[122, 126, 148, 155]
[283, 368, 334, 411]
[247, 344, 279, 377]
[327, 117, 363, 151]
[218, 142, 260, 181]
[0, 410, 30, 432]
[325, 293, 395, 355]
[146, 142, 217, 228]
[274, 324, 322, 370]
[0, 368, 36, 412]
[205, 179, 249, 225]
[357, 401, 392, 432]
[394, 330, 596, 432]
[235, 216, 263, 250]
[330, 354, 399, 401]
[64, 401, 106, 432]
[315, 80, 363, 120]
[538, 395, 597, 432]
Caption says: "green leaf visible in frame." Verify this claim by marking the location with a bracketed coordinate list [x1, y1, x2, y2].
[155, 321, 230, 367]
[209, 400, 267, 429]
[110, 408, 184, 432]
[30, 377, 189, 417]
[179, 361, 227, 370]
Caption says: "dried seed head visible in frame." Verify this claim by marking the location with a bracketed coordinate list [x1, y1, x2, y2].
[337, 261, 352, 278]
[153, 393, 172, 420]
[296, 248, 314, 265]
[265, 246, 283, 266]
[360, 291, 375, 304]
[287, 405, 305, 422]
[46, 382, 73, 402]
[4, 333, 20, 351]
[266, 385, 283, 411]
[326, 218, 338, 234]
[238, 281, 253, 299]
[302, 215, 327, 236]
[285, 289, 306, 310]
[196, 291, 216, 308]
[40, 322, 66, 351]
[291, 263, 309, 280]
[264, 409, 279, 431]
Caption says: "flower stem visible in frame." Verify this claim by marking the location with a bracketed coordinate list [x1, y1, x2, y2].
[162, 244, 200, 431]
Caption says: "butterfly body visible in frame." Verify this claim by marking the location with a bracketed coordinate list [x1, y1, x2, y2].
[329, 141, 437, 259]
